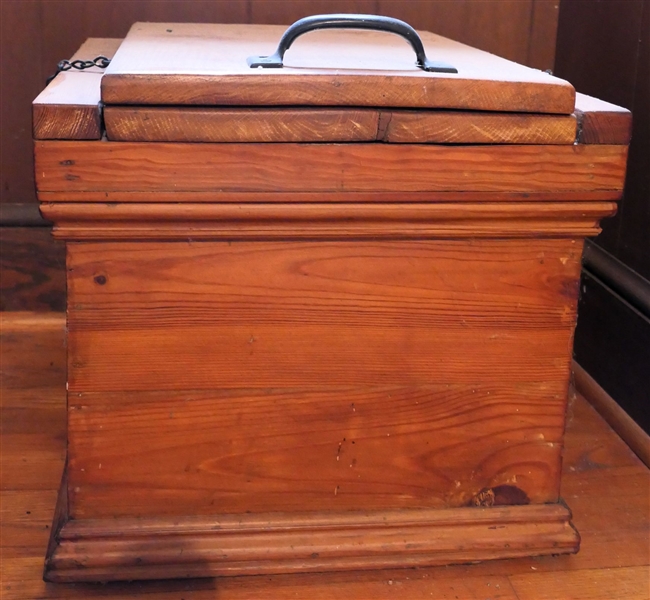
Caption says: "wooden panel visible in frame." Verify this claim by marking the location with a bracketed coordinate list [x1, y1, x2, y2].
[105, 106, 577, 145]
[510, 566, 650, 600]
[0, 313, 66, 395]
[384, 111, 576, 144]
[0, 228, 66, 312]
[63, 239, 580, 517]
[34, 142, 629, 196]
[105, 107, 380, 143]
[33, 38, 121, 140]
[68, 320, 569, 389]
[574, 93, 632, 145]
[0, 434, 65, 491]
[100, 23, 575, 114]
[67, 385, 566, 517]
[1, 490, 59, 557]
[67, 239, 582, 391]
[377, 1, 534, 65]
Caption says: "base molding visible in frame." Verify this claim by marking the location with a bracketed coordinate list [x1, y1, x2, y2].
[45, 503, 579, 582]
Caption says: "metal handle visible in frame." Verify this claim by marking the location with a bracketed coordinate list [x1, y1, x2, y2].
[247, 14, 458, 73]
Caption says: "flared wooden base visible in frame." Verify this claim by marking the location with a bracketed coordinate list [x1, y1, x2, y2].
[45, 494, 579, 583]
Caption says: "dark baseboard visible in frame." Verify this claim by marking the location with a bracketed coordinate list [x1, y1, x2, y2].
[574, 268, 650, 434]
[583, 240, 650, 318]
[0, 203, 49, 226]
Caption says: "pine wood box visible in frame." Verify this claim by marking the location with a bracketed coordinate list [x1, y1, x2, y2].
[33, 17, 631, 583]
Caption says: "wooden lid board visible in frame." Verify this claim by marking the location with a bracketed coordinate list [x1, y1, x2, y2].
[101, 22, 575, 115]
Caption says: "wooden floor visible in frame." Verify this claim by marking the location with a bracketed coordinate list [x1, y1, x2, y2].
[1, 312, 648, 600]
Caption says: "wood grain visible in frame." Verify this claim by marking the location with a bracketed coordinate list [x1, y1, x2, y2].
[105, 106, 577, 145]
[0, 228, 65, 311]
[574, 92, 633, 145]
[61, 239, 581, 519]
[34, 142, 629, 195]
[509, 566, 650, 600]
[105, 107, 380, 143]
[66, 239, 582, 391]
[100, 23, 575, 114]
[32, 38, 122, 140]
[0, 312, 66, 396]
[41, 201, 617, 240]
[1, 490, 59, 558]
[67, 384, 566, 517]
[384, 111, 576, 145]
[1, 312, 648, 597]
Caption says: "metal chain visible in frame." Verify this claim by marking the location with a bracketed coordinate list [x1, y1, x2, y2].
[46, 56, 112, 85]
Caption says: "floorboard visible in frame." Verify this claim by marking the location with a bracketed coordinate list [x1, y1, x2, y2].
[1, 312, 648, 600]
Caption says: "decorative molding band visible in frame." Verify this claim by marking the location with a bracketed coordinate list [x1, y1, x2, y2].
[45, 503, 579, 583]
[40, 201, 617, 240]
[572, 360, 650, 467]
[36, 190, 625, 204]
[582, 240, 650, 318]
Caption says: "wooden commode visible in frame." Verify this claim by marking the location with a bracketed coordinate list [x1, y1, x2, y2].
[33, 15, 632, 583]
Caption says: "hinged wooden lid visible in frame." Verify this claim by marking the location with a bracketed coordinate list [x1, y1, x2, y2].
[101, 20, 576, 115]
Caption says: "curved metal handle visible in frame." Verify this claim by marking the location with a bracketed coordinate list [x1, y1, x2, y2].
[247, 14, 458, 73]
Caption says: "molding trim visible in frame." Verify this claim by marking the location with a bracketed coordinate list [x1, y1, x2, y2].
[582, 240, 650, 318]
[40, 201, 616, 241]
[45, 502, 579, 583]
[572, 360, 650, 467]
[36, 191, 624, 203]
